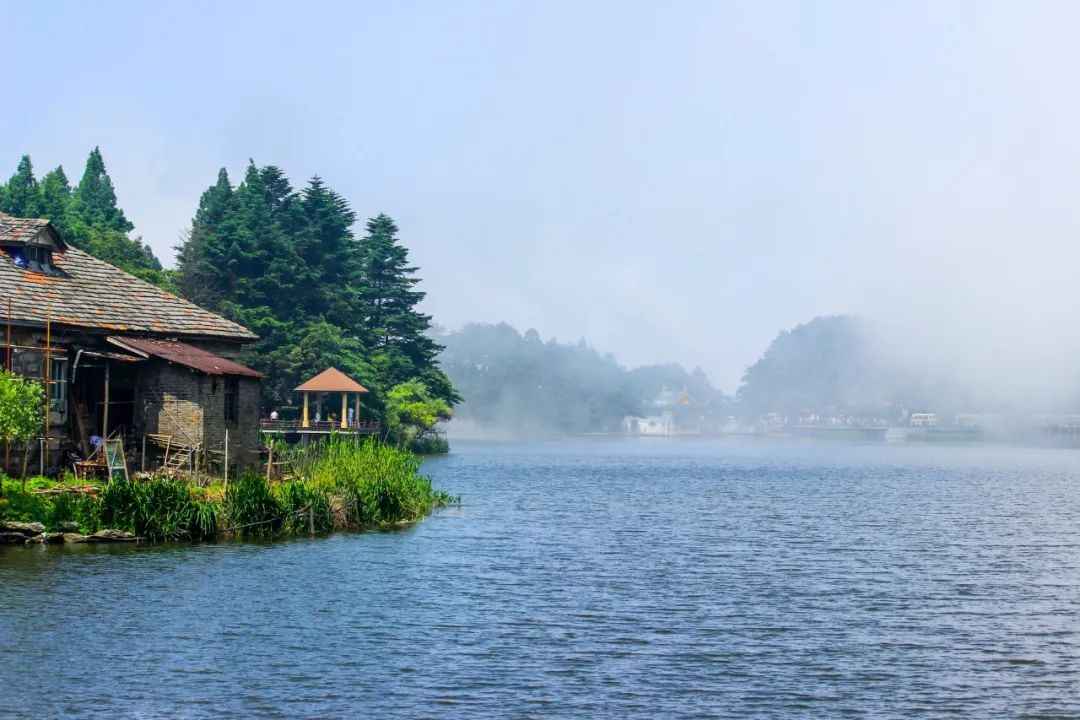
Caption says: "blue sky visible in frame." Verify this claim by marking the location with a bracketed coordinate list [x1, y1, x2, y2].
[4, 1, 1080, 393]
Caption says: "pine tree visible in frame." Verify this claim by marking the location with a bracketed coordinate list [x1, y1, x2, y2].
[296, 176, 360, 326]
[71, 147, 134, 233]
[357, 213, 456, 403]
[0, 156, 40, 216]
[176, 168, 235, 308]
[37, 166, 73, 235]
[174, 163, 460, 419]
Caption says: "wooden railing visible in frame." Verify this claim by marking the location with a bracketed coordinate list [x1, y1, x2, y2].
[259, 419, 381, 434]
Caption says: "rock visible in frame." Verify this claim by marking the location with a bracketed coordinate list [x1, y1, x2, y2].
[0, 532, 28, 544]
[63, 533, 88, 543]
[55, 521, 79, 533]
[85, 529, 138, 542]
[23, 532, 64, 544]
[0, 521, 46, 536]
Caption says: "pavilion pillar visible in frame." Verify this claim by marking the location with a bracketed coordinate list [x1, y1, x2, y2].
[302, 392, 310, 428]
[354, 394, 361, 428]
[340, 393, 348, 429]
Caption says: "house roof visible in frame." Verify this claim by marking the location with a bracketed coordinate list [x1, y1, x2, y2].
[0, 213, 66, 250]
[108, 336, 263, 378]
[0, 212, 256, 341]
[295, 367, 368, 393]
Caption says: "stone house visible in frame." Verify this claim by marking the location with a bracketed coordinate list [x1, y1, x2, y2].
[0, 211, 263, 475]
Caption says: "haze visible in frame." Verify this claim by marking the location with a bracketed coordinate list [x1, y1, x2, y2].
[3, 1, 1079, 398]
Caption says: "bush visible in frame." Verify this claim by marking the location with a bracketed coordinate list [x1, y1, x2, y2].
[299, 435, 445, 526]
[407, 435, 449, 455]
[225, 471, 282, 537]
[277, 480, 333, 534]
[98, 477, 211, 541]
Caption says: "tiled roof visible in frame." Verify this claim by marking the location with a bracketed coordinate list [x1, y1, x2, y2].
[0, 213, 55, 246]
[295, 367, 368, 393]
[0, 215, 256, 341]
[108, 336, 263, 378]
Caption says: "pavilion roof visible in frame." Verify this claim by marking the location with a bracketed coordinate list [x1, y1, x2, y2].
[295, 367, 368, 393]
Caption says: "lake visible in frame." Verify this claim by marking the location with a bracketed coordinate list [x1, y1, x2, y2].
[3, 439, 1080, 718]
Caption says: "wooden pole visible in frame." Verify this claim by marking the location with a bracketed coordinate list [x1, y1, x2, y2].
[340, 393, 347, 429]
[5, 298, 11, 371]
[43, 304, 50, 473]
[224, 428, 229, 490]
[2, 295, 8, 481]
[102, 362, 111, 438]
[308, 504, 315, 535]
[4, 299, 9, 475]
[266, 444, 273, 481]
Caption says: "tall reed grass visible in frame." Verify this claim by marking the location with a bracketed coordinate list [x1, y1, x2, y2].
[0, 438, 456, 541]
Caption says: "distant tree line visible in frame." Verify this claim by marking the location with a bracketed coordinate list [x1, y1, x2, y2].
[736, 315, 976, 420]
[436, 323, 726, 434]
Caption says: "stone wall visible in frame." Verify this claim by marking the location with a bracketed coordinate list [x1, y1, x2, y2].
[136, 364, 261, 470]
[136, 364, 205, 446]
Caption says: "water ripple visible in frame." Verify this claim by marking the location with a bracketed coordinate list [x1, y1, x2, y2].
[4, 440, 1080, 718]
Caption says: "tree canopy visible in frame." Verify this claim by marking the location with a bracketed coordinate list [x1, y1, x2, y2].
[0, 149, 170, 289]
[175, 162, 459, 433]
[0, 370, 44, 485]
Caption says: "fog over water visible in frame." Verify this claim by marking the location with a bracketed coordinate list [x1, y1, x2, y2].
[3, 2, 1080, 395]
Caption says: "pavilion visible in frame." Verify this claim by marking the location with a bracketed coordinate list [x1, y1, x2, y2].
[296, 367, 369, 428]
[260, 367, 377, 435]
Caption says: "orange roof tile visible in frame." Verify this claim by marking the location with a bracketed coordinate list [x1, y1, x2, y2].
[295, 367, 368, 393]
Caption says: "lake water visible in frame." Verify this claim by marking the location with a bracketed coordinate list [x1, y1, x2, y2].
[3, 439, 1080, 718]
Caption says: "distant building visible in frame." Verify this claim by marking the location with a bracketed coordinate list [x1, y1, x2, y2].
[624, 387, 702, 436]
[909, 413, 938, 427]
[623, 412, 675, 436]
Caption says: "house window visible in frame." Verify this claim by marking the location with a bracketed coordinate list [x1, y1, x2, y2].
[224, 378, 239, 424]
[25, 245, 53, 273]
[4, 245, 65, 276]
[49, 357, 68, 412]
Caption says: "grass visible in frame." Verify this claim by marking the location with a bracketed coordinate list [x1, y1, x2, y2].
[0, 437, 458, 541]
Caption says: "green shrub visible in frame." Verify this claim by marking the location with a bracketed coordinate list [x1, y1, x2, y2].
[407, 435, 450, 455]
[225, 471, 282, 537]
[300, 435, 447, 526]
[45, 493, 102, 533]
[0, 485, 51, 523]
[98, 477, 210, 541]
[276, 480, 333, 534]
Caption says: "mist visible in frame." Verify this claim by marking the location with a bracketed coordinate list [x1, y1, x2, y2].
[4, 2, 1080, 407]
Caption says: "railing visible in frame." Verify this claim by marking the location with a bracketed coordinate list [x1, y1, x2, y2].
[260, 419, 381, 434]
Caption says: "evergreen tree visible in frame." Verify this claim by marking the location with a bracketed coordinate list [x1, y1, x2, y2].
[176, 168, 235, 308]
[0, 156, 39, 216]
[175, 163, 460, 428]
[357, 214, 451, 400]
[295, 177, 361, 326]
[70, 147, 133, 233]
[36, 166, 73, 234]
